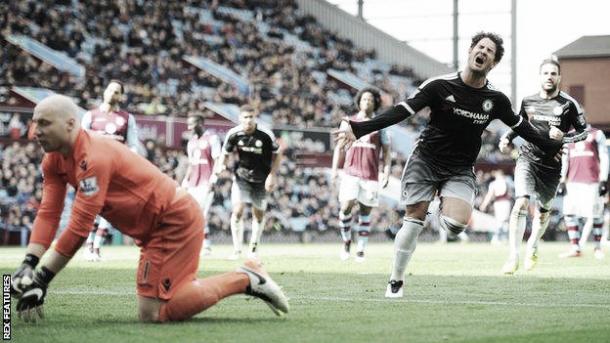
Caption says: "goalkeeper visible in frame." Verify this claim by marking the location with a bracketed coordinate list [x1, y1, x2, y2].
[11, 95, 288, 323]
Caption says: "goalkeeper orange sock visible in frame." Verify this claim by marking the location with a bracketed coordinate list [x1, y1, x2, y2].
[159, 272, 249, 322]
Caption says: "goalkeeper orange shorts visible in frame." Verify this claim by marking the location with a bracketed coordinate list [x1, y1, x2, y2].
[136, 190, 204, 300]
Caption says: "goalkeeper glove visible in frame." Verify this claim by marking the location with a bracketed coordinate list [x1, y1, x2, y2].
[17, 266, 55, 323]
[11, 254, 39, 297]
[599, 182, 608, 196]
[556, 182, 566, 196]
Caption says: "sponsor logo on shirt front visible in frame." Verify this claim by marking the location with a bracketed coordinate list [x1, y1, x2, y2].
[530, 114, 561, 126]
[239, 146, 263, 154]
[452, 107, 489, 124]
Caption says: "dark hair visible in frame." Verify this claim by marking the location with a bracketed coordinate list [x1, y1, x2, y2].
[539, 58, 561, 75]
[239, 104, 256, 113]
[354, 87, 382, 112]
[108, 79, 125, 94]
[188, 113, 205, 124]
[470, 32, 504, 63]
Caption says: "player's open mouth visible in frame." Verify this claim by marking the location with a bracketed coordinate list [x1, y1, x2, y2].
[475, 56, 485, 65]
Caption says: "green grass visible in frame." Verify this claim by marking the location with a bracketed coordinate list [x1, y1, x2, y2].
[2, 242, 610, 343]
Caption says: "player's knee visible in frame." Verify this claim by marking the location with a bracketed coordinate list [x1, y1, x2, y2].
[359, 204, 372, 215]
[405, 203, 428, 221]
[514, 196, 529, 211]
[593, 216, 604, 225]
[511, 202, 527, 217]
[439, 215, 467, 235]
[538, 207, 550, 221]
[231, 210, 243, 221]
[395, 217, 424, 250]
[564, 215, 578, 227]
[341, 200, 356, 213]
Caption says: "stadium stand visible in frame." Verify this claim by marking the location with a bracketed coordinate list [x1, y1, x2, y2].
[0, 0, 515, 245]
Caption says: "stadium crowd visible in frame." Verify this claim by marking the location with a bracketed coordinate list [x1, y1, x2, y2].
[0, 0, 421, 128]
[0, 0, 515, 245]
[0, 141, 43, 245]
[0, 140, 402, 245]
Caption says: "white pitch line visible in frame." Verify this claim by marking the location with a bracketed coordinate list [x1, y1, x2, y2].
[54, 290, 610, 309]
[297, 296, 610, 309]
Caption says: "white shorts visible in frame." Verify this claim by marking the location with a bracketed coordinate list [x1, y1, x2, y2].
[97, 216, 113, 230]
[338, 173, 380, 207]
[493, 199, 511, 222]
[563, 182, 603, 218]
[186, 184, 211, 208]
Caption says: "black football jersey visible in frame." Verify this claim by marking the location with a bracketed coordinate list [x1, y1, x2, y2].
[401, 72, 520, 168]
[514, 92, 586, 169]
[223, 124, 279, 183]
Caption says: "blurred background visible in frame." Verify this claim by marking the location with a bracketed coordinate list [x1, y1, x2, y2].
[1, 0, 609, 247]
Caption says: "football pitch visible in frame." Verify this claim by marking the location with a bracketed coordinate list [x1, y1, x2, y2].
[2, 242, 610, 343]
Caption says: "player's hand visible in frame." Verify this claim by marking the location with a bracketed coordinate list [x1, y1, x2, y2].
[265, 174, 276, 192]
[556, 182, 566, 196]
[17, 267, 54, 323]
[498, 138, 511, 154]
[331, 121, 356, 150]
[330, 169, 339, 188]
[549, 126, 564, 141]
[208, 173, 218, 186]
[11, 254, 39, 297]
[380, 172, 390, 188]
[599, 181, 608, 196]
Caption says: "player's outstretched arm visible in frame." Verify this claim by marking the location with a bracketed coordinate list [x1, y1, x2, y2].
[349, 103, 412, 139]
[505, 116, 563, 152]
[331, 121, 357, 151]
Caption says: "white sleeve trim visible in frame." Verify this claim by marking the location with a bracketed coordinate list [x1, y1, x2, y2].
[509, 116, 523, 129]
[398, 101, 415, 115]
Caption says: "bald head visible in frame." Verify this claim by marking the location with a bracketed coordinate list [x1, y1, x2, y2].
[33, 94, 81, 154]
[35, 94, 80, 122]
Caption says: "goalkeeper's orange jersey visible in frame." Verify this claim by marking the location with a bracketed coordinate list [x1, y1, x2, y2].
[30, 129, 178, 257]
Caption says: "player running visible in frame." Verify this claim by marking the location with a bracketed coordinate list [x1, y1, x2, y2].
[10, 95, 288, 323]
[331, 87, 391, 261]
[500, 58, 587, 274]
[558, 126, 608, 259]
[479, 169, 513, 244]
[334, 32, 564, 298]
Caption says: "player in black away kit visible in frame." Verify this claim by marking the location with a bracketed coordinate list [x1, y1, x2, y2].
[500, 58, 587, 274]
[334, 32, 565, 298]
[213, 105, 283, 260]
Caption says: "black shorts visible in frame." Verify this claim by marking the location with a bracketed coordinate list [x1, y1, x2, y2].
[514, 158, 560, 209]
[400, 150, 476, 206]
